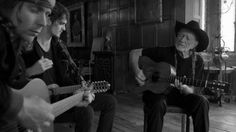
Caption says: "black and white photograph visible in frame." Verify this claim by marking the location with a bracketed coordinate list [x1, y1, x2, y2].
[1, 0, 236, 132]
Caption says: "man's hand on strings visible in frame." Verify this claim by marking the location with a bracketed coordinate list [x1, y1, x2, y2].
[174, 79, 194, 95]
[26, 56, 53, 77]
[75, 80, 95, 107]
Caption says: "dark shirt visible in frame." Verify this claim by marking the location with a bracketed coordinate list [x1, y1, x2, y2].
[0, 15, 23, 126]
[27, 39, 57, 85]
[22, 37, 82, 86]
[175, 52, 204, 79]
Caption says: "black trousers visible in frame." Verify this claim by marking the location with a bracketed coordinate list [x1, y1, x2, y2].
[56, 93, 117, 132]
[143, 89, 209, 132]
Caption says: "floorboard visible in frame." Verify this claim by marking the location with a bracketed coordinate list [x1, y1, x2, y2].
[92, 92, 236, 132]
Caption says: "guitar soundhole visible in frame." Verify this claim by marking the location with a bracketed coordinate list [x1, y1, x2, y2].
[152, 72, 160, 82]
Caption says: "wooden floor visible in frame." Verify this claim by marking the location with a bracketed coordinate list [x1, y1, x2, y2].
[92, 92, 236, 132]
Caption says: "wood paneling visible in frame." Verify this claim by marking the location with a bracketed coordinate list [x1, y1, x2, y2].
[162, 0, 174, 20]
[136, 0, 163, 23]
[101, 13, 109, 26]
[120, 0, 130, 7]
[119, 8, 130, 24]
[110, 10, 118, 25]
[157, 20, 174, 47]
[110, 0, 118, 9]
[114, 51, 130, 92]
[100, 0, 109, 10]
[98, 0, 132, 28]
[130, 25, 141, 48]
[141, 24, 157, 48]
[116, 27, 130, 50]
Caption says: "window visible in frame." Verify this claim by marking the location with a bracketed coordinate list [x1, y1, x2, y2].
[201, 0, 206, 30]
[221, 0, 235, 51]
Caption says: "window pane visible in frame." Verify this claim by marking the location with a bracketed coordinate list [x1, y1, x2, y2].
[221, 0, 235, 51]
[201, 0, 206, 30]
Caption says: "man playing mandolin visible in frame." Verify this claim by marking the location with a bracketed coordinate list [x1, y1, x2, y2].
[130, 20, 209, 132]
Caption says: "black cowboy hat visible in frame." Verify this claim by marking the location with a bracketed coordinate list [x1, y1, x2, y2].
[175, 20, 209, 52]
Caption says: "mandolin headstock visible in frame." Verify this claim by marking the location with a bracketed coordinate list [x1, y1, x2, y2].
[92, 80, 111, 93]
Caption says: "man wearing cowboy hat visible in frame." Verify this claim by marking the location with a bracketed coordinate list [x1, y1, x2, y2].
[130, 20, 209, 132]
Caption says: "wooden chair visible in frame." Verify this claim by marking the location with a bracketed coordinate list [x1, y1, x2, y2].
[79, 37, 106, 80]
[143, 106, 190, 132]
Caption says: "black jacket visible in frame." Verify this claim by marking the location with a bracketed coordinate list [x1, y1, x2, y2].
[0, 15, 23, 127]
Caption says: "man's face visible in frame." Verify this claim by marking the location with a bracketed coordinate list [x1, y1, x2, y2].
[11, 1, 55, 43]
[175, 29, 199, 52]
[51, 16, 67, 37]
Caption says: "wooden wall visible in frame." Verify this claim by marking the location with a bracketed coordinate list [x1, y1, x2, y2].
[96, 0, 176, 92]
[59, 0, 177, 92]
[97, 0, 175, 50]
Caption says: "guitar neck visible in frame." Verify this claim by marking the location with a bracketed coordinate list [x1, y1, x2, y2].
[169, 76, 206, 88]
[52, 91, 84, 117]
[50, 84, 81, 95]
[50, 81, 110, 95]
[51, 81, 110, 117]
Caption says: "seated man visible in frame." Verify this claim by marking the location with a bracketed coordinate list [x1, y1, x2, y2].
[130, 20, 209, 132]
[21, 2, 117, 132]
[0, 0, 56, 131]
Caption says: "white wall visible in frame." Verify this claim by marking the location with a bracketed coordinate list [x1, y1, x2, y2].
[185, 0, 204, 27]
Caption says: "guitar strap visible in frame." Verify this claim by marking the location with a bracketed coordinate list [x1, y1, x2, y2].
[191, 51, 196, 80]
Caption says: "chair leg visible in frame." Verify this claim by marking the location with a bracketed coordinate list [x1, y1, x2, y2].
[181, 114, 186, 132]
[143, 113, 147, 132]
[186, 116, 190, 132]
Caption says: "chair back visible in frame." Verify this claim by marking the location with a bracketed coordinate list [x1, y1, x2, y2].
[90, 37, 105, 63]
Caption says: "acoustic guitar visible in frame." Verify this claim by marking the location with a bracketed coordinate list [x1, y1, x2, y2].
[138, 56, 230, 94]
[13, 78, 110, 132]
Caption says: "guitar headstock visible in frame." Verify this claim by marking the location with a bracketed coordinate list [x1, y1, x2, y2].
[206, 80, 231, 94]
[92, 80, 111, 93]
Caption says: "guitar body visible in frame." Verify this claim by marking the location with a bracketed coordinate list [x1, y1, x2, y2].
[13, 79, 110, 132]
[139, 56, 172, 94]
[15, 78, 50, 102]
[13, 78, 53, 132]
[138, 56, 230, 95]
